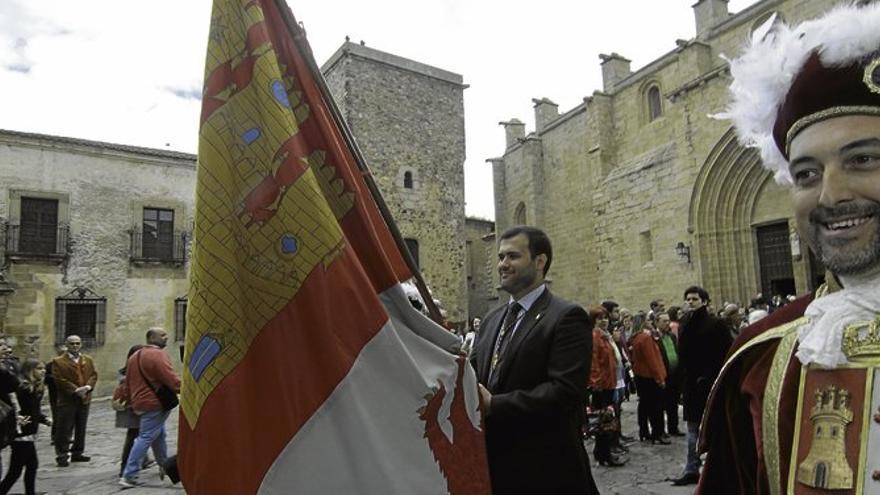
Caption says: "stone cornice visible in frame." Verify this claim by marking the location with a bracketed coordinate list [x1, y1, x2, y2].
[322, 42, 466, 88]
[0, 129, 196, 169]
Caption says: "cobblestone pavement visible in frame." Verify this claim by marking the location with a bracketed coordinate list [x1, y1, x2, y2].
[18, 398, 181, 495]
[590, 400, 698, 495]
[15, 397, 696, 494]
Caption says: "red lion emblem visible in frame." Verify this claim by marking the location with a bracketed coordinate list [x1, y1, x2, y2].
[419, 356, 491, 495]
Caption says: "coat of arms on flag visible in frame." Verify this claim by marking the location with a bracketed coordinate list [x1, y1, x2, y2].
[178, 1, 491, 493]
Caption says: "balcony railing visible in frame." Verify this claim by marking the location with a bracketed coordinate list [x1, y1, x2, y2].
[130, 230, 187, 263]
[4, 223, 69, 259]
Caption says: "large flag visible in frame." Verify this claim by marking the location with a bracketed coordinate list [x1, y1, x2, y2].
[179, 0, 491, 493]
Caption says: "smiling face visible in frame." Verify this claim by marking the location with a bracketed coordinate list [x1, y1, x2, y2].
[789, 115, 880, 277]
[497, 233, 546, 300]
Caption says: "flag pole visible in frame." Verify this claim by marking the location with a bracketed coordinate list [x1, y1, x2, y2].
[274, 1, 446, 327]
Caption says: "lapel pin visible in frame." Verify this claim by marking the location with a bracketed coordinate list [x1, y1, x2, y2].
[535, 313, 542, 321]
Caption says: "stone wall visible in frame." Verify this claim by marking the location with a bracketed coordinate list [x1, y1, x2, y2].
[464, 218, 498, 321]
[0, 130, 193, 394]
[492, 0, 839, 310]
[323, 42, 469, 324]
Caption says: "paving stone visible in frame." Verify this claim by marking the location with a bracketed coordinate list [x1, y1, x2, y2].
[15, 396, 700, 493]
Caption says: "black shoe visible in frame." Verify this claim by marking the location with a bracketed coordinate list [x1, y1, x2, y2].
[669, 430, 685, 437]
[619, 434, 636, 443]
[71, 455, 91, 462]
[652, 437, 671, 445]
[671, 473, 700, 486]
[598, 455, 628, 467]
[57, 459, 69, 467]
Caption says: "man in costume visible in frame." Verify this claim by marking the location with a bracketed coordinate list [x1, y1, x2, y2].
[698, 4, 880, 494]
[472, 226, 597, 494]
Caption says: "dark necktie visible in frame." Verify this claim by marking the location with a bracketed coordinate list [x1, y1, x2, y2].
[489, 302, 522, 385]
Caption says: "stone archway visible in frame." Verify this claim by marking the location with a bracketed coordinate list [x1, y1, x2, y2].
[689, 128, 777, 305]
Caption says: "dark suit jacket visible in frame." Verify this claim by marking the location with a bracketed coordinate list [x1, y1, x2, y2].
[678, 306, 733, 422]
[471, 288, 596, 495]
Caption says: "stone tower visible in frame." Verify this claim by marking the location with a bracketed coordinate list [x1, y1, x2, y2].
[321, 42, 468, 324]
[796, 385, 854, 490]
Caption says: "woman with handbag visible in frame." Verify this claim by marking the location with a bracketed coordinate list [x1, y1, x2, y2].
[112, 345, 155, 477]
[588, 306, 627, 467]
[0, 359, 51, 495]
[119, 329, 180, 489]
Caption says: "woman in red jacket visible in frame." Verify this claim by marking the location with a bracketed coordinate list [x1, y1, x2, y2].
[588, 306, 625, 466]
[630, 319, 668, 444]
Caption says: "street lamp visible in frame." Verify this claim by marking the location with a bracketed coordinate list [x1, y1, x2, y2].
[675, 242, 691, 264]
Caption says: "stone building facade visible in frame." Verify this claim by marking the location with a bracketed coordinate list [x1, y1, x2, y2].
[491, 0, 837, 311]
[0, 130, 194, 394]
[322, 42, 469, 325]
[464, 217, 498, 323]
[0, 44, 473, 391]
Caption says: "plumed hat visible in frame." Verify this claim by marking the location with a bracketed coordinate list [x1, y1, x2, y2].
[718, 2, 880, 184]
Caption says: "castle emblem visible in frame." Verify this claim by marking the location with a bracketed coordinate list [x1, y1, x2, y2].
[796, 385, 854, 490]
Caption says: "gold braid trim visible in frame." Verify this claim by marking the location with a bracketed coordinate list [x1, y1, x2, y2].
[785, 106, 880, 155]
[762, 320, 803, 495]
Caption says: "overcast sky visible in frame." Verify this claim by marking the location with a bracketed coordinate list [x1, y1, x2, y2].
[0, 0, 757, 220]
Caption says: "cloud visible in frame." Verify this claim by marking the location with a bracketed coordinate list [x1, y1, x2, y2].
[165, 86, 202, 101]
[5, 64, 30, 74]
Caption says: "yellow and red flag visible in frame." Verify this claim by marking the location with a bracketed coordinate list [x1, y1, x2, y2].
[179, 0, 490, 493]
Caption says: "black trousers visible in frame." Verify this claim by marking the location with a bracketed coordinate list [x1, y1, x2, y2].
[53, 401, 89, 461]
[590, 389, 615, 462]
[0, 442, 37, 495]
[663, 375, 681, 434]
[634, 376, 664, 440]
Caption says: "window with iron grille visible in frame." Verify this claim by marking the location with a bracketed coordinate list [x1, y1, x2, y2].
[175, 296, 187, 342]
[18, 197, 60, 255]
[55, 287, 106, 348]
[143, 208, 175, 260]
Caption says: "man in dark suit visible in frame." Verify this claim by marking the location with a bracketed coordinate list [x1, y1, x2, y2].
[671, 286, 732, 486]
[471, 226, 596, 494]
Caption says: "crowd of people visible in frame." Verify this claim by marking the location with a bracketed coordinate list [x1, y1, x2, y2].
[0, 328, 180, 494]
[462, 284, 798, 484]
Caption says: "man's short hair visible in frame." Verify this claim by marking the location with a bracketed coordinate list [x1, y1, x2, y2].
[650, 299, 663, 310]
[683, 285, 710, 303]
[499, 226, 553, 276]
[601, 300, 619, 314]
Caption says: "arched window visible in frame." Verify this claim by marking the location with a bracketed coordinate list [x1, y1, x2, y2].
[403, 171, 413, 189]
[647, 86, 662, 121]
[513, 202, 527, 225]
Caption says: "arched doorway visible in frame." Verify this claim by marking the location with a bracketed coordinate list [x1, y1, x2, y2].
[689, 128, 807, 304]
[814, 463, 827, 488]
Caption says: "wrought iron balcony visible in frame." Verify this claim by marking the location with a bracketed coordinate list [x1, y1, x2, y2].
[4, 223, 69, 259]
[130, 230, 187, 264]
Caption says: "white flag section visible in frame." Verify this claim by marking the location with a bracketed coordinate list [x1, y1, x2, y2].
[260, 285, 484, 494]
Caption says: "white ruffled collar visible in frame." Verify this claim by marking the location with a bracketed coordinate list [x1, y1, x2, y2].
[796, 272, 880, 368]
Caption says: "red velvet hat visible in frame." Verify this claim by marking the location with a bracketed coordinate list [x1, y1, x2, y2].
[719, 4, 880, 184]
[773, 51, 880, 158]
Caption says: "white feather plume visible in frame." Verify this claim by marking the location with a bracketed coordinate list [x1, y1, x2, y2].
[716, 2, 880, 184]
